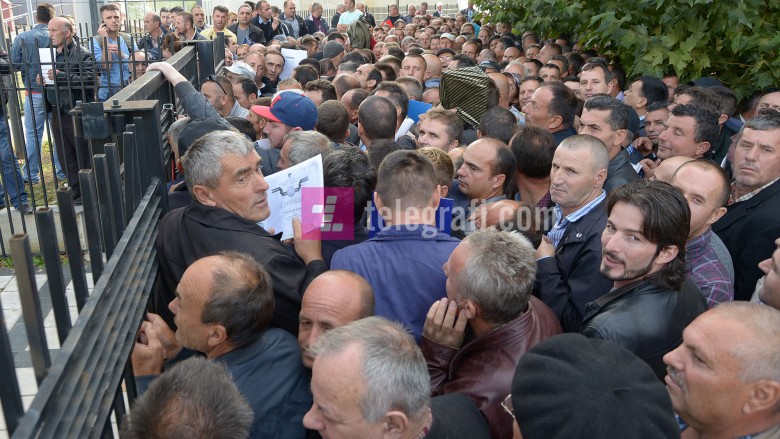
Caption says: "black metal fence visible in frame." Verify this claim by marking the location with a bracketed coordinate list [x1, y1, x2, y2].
[0, 21, 221, 257]
[0, 38, 219, 437]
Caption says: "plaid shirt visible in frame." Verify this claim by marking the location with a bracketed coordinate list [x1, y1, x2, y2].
[729, 177, 780, 205]
[685, 229, 734, 308]
[677, 415, 758, 439]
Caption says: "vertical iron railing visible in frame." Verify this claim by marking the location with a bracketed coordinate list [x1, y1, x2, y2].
[0, 37, 218, 437]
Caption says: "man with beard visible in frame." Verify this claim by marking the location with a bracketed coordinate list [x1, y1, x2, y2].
[581, 179, 707, 379]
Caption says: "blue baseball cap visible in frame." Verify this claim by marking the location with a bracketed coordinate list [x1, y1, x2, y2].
[251, 91, 318, 130]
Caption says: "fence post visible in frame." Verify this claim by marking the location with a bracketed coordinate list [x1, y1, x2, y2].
[56, 187, 91, 311]
[34, 208, 72, 343]
[10, 234, 52, 385]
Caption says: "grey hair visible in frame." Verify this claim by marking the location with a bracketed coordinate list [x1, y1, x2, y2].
[167, 116, 190, 155]
[310, 317, 430, 423]
[711, 302, 780, 384]
[282, 131, 334, 166]
[122, 357, 253, 439]
[182, 130, 256, 190]
[737, 112, 780, 140]
[456, 229, 537, 325]
[558, 134, 609, 174]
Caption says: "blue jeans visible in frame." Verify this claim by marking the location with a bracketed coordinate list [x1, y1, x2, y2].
[21, 92, 65, 181]
[0, 121, 29, 208]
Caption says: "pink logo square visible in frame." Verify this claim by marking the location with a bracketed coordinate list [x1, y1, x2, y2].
[301, 187, 354, 240]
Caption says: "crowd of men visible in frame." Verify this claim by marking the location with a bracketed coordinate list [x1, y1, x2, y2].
[12, 0, 780, 437]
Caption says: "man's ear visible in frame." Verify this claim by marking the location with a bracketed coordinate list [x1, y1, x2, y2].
[655, 245, 679, 266]
[382, 410, 411, 439]
[707, 206, 727, 227]
[548, 114, 563, 131]
[608, 78, 617, 94]
[192, 184, 216, 206]
[206, 324, 229, 347]
[614, 129, 628, 148]
[743, 380, 780, 415]
[461, 299, 478, 320]
[695, 141, 711, 158]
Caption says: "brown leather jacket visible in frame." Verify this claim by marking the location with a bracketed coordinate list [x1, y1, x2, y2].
[421, 296, 562, 439]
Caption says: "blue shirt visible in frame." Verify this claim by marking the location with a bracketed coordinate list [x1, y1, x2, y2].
[331, 224, 460, 341]
[92, 34, 138, 100]
[11, 23, 49, 91]
[547, 191, 606, 248]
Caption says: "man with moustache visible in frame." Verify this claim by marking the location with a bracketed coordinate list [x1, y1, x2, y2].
[581, 179, 707, 379]
[663, 302, 780, 438]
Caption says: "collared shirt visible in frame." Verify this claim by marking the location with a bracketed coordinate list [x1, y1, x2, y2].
[230, 100, 250, 118]
[547, 190, 606, 248]
[676, 415, 759, 439]
[536, 191, 552, 208]
[201, 27, 237, 41]
[281, 14, 299, 37]
[338, 9, 364, 25]
[685, 228, 734, 308]
[729, 177, 780, 205]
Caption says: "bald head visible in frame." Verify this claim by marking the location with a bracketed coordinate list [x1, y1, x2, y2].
[488, 73, 510, 109]
[298, 270, 374, 368]
[422, 54, 442, 80]
[654, 156, 695, 183]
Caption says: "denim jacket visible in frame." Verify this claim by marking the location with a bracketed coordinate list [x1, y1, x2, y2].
[11, 24, 49, 91]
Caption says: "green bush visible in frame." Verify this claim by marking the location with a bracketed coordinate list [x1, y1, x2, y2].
[478, 0, 780, 99]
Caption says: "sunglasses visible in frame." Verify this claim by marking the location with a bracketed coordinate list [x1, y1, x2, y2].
[206, 74, 228, 95]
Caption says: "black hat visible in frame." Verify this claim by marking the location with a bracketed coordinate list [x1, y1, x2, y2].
[178, 117, 233, 156]
[511, 334, 680, 439]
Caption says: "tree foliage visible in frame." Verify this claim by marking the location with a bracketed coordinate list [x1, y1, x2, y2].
[477, 0, 780, 99]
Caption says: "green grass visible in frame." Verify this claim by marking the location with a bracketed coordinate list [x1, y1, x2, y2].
[20, 140, 63, 209]
[0, 254, 68, 270]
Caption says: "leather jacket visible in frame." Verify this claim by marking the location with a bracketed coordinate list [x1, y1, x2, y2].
[581, 276, 707, 380]
[45, 38, 95, 114]
[604, 148, 639, 193]
[422, 296, 562, 439]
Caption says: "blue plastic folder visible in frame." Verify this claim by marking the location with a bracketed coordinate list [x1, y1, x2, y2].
[407, 100, 433, 123]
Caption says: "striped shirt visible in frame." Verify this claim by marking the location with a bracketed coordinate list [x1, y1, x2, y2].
[547, 191, 606, 248]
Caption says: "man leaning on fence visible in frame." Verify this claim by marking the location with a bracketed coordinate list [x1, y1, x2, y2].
[40, 17, 95, 204]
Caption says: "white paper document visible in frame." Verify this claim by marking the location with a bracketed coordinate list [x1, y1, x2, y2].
[39, 48, 54, 85]
[280, 48, 308, 81]
[258, 155, 324, 240]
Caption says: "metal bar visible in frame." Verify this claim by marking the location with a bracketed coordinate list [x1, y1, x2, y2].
[56, 187, 90, 312]
[93, 154, 118, 258]
[0, 297, 24, 434]
[105, 143, 127, 232]
[79, 170, 105, 282]
[122, 128, 139, 214]
[133, 117, 150, 189]
[34, 208, 72, 343]
[10, 234, 51, 385]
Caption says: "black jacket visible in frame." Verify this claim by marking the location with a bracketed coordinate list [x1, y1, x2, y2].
[330, 12, 341, 29]
[534, 199, 615, 332]
[581, 276, 707, 379]
[604, 149, 639, 193]
[712, 178, 780, 300]
[304, 15, 330, 34]
[253, 17, 283, 41]
[45, 39, 95, 114]
[228, 23, 267, 45]
[153, 202, 327, 336]
[281, 14, 309, 38]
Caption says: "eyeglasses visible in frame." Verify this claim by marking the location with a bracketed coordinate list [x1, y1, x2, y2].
[206, 74, 227, 95]
[500, 394, 515, 420]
